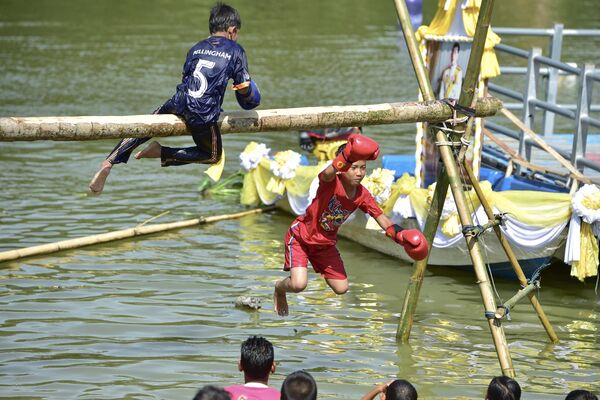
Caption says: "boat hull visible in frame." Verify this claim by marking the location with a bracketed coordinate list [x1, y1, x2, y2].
[276, 198, 567, 280]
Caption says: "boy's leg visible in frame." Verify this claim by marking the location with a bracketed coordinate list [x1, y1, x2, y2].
[325, 278, 349, 295]
[274, 267, 308, 317]
[310, 245, 349, 295]
[88, 100, 175, 194]
[158, 122, 222, 166]
[274, 226, 308, 316]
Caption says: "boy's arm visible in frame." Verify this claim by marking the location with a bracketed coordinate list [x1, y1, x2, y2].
[360, 382, 389, 400]
[375, 213, 393, 230]
[318, 163, 338, 183]
[234, 80, 261, 110]
[375, 214, 429, 261]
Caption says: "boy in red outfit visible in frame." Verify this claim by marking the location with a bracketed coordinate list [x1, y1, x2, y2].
[274, 134, 428, 316]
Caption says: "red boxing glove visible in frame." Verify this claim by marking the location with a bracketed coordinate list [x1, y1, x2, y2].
[385, 224, 428, 261]
[332, 134, 380, 172]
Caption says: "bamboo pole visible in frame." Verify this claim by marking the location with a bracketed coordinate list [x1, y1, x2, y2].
[500, 107, 590, 184]
[0, 206, 275, 263]
[484, 127, 574, 179]
[394, 0, 515, 377]
[494, 283, 538, 319]
[0, 99, 502, 142]
[393, 0, 448, 344]
[462, 162, 560, 343]
[396, 170, 449, 342]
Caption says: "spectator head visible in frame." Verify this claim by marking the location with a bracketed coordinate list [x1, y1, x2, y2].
[239, 336, 275, 383]
[485, 376, 521, 400]
[566, 390, 598, 400]
[386, 379, 418, 400]
[281, 370, 317, 400]
[193, 385, 231, 400]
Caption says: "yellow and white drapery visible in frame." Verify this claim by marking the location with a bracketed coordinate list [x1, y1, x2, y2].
[565, 184, 600, 281]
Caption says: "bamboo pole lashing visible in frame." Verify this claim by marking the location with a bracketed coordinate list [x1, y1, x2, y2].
[494, 282, 539, 319]
[393, 0, 517, 377]
[0, 206, 275, 263]
[462, 162, 559, 343]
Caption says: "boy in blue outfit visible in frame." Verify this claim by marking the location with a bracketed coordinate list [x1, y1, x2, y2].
[89, 2, 260, 194]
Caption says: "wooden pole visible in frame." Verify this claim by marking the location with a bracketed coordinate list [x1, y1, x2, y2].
[393, 0, 449, 344]
[0, 99, 502, 142]
[394, 0, 515, 377]
[500, 107, 591, 184]
[462, 162, 560, 343]
[0, 206, 275, 263]
[483, 127, 576, 180]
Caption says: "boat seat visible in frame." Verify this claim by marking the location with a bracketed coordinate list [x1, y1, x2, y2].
[479, 167, 505, 187]
[382, 154, 416, 180]
[493, 175, 569, 193]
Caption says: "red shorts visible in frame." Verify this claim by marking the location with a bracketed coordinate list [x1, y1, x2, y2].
[283, 224, 347, 280]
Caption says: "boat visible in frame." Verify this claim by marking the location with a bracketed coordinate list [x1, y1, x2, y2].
[225, 0, 600, 283]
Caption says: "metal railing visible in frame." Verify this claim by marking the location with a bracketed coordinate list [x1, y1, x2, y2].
[487, 25, 600, 176]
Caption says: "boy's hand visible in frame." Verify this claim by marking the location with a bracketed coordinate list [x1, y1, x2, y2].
[333, 134, 380, 172]
[385, 224, 428, 261]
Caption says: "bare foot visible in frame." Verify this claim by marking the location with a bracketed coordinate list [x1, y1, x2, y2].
[88, 160, 112, 195]
[135, 141, 162, 159]
[273, 283, 289, 317]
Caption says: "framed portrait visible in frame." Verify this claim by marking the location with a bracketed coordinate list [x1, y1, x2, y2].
[429, 41, 472, 100]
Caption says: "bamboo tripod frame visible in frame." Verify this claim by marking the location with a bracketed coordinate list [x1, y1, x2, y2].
[393, 0, 559, 377]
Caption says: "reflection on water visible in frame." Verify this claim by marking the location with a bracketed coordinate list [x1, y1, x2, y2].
[1, 0, 600, 399]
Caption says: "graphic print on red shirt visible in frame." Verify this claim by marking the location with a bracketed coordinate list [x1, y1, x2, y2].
[293, 172, 383, 247]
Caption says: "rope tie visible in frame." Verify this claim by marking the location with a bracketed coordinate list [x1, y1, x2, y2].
[462, 224, 484, 239]
[441, 98, 476, 118]
[435, 139, 463, 148]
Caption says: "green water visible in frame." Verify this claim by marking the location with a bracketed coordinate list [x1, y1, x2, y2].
[1, 1, 599, 399]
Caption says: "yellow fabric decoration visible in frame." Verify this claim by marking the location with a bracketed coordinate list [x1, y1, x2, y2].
[571, 222, 600, 281]
[493, 190, 571, 227]
[581, 190, 600, 210]
[286, 164, 324, 196]
[253, 158, 281, 205]
[266, 177, 286, 195]
[462, 0, 501, 78]
[415, 0, 501, 79]
[382, 173, 417, 214]
[204, 149, 225, 182]
[313, 140, 347, 161]
[241, 171, 259, 206]
[415, 0, 456, 43]
[441, 213, 461, 237]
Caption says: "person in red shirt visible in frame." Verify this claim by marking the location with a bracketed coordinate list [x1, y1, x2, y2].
[273, 134, 429, 316]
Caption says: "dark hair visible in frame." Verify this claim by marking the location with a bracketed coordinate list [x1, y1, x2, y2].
[281, 370, 317, 400]
[209, 2, 241, 34]
[485, 376, 521, 400]
[452, 42, 460, 52]
[193, 385, 231, 400]
[566, 390, 599, 400]
[240, 336, 274, 381]
[386, 379, 418, 400]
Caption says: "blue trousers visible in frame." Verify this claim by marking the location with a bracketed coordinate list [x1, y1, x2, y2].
[106, 98, 222, 167]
